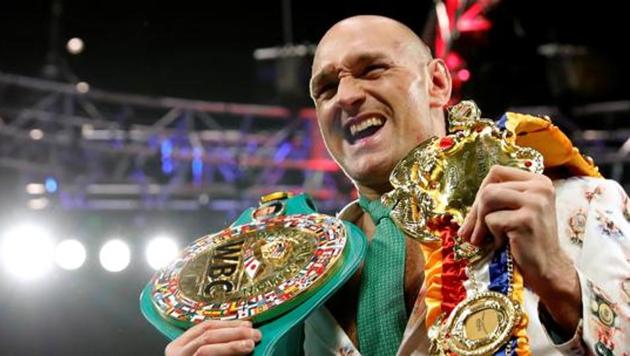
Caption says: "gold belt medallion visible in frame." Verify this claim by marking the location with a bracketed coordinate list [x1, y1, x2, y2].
[438, 291, 522, 355]
[150, 213, 347, 327]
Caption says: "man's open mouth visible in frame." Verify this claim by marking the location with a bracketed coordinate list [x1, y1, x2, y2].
[344, 116, 385, 143]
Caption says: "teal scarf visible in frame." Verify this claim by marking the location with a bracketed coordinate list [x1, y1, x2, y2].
[356, 195, 407, 355]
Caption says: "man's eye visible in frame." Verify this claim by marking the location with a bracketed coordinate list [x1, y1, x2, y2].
[363, 64, 386, 77]
[316, 83, 337, 99]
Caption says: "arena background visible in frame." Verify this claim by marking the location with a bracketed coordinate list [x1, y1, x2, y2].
[0, 1, 628, 355]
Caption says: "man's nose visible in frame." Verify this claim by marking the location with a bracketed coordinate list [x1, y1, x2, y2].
[336, 76, 365, 113]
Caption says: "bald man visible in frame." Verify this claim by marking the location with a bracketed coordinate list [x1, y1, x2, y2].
[165, 16, 630, 356]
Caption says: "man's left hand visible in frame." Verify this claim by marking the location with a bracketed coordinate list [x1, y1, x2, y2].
[458, 165, 581, 334]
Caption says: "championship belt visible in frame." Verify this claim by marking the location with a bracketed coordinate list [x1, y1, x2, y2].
[382, 101, 542, 355]
[140, 192, 368, 356]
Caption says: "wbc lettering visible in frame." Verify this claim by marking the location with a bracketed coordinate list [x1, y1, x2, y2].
[203, 237, 246, 296]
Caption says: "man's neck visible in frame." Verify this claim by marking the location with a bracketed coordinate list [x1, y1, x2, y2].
[355, 182, 393, 201]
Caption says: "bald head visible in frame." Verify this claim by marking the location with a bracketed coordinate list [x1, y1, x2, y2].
[312, 15, 432, 75]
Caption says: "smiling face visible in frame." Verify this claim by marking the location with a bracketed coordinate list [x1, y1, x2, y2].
[310, 16, 451, 195]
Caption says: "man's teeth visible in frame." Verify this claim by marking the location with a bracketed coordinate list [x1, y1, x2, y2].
[349, 117, 384, 136]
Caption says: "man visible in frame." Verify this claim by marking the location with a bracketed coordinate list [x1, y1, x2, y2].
[166, 15, 629, 355]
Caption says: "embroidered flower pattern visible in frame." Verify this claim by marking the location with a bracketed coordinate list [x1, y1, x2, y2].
[594, 327, 615, 356]
[587, 282, 619, 355]
[567, 208, 588, 246]
[584, 185, 604, 203]
[595, 210, 624, 240]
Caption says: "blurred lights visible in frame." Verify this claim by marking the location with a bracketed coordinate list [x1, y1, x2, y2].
[45, 177, 58, 193]
[66, 37, 84, 54]
[192, 148, 203, 185]
[29, 129, 44, 140]
[99, 239, 130, 272]
[82, 124, 95, 136]
[0, 225, 183, 275]
[27, 197, 49, 210]
[145, 236, 178, 270]
[55, 239, 86, 270]
[198, 193, 210, 205]
[26, 183, 45, 194]
[445, 52, 464, 70]
[76, 81, 90, 94]
[253, 44, 315, 60]
[1, 224, 55, 281]
[160, 139, 174, 174]
[457, 69, 471, 82]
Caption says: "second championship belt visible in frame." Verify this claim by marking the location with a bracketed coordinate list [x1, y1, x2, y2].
[140, 193, 368, 355]
[383, 101, 542, 355]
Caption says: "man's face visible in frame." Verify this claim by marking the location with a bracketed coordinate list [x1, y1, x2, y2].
[310, 19, 443, 188]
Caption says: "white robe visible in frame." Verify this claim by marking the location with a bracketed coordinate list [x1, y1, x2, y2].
[303, 177, 630, 355]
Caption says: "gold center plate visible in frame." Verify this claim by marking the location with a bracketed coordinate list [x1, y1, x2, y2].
[441, 291, 521, 356]
[150, 213, 347, 327]
[178, 226, 318, 303]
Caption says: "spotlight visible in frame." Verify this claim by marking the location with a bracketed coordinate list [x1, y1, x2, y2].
[27, 197, 49, 210]
[457, 69, 471, 81]
[76, 82, 90, 94]
[55, 239, 86, 270]
[29, 129, 44, 140]
[25, 183, 45, 195]
[66, 37, 84, 54]
[45, 177, 58, 193]
[146, 236, 178, 270]
[99, 239, 130, 272]
[1, 224, 55, 281]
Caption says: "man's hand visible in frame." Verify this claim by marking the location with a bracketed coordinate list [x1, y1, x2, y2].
[458, 165, 581, 334]
[165, 320, 261, 356]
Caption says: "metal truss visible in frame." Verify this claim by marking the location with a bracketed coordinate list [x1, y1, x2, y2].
[0, 71, 354, 213]
[1, 71, 627, 215]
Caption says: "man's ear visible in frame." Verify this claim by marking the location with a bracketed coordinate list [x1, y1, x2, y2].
[427, 58, 452, 108]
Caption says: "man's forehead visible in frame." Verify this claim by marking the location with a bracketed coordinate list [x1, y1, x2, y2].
[311, 17, 426, 74]
[311, 36, 411, 78]
[313, 49, 391, 75]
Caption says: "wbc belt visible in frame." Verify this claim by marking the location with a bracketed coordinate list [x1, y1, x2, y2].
[140, 193, 367, 356]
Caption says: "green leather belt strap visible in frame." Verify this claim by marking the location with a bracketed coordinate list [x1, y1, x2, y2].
[140, 193, 368, 356]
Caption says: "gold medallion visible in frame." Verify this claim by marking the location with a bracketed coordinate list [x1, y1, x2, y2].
[439, 291, 521, 356]
[150, 213, 347, 327]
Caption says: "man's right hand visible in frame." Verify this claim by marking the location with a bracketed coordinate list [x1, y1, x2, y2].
[165, 320, 262, 356]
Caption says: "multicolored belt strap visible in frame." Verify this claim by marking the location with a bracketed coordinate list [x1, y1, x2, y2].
[382, 101, 536, 355]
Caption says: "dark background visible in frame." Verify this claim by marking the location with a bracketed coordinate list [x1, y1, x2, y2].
[3, 1, 628, 109]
